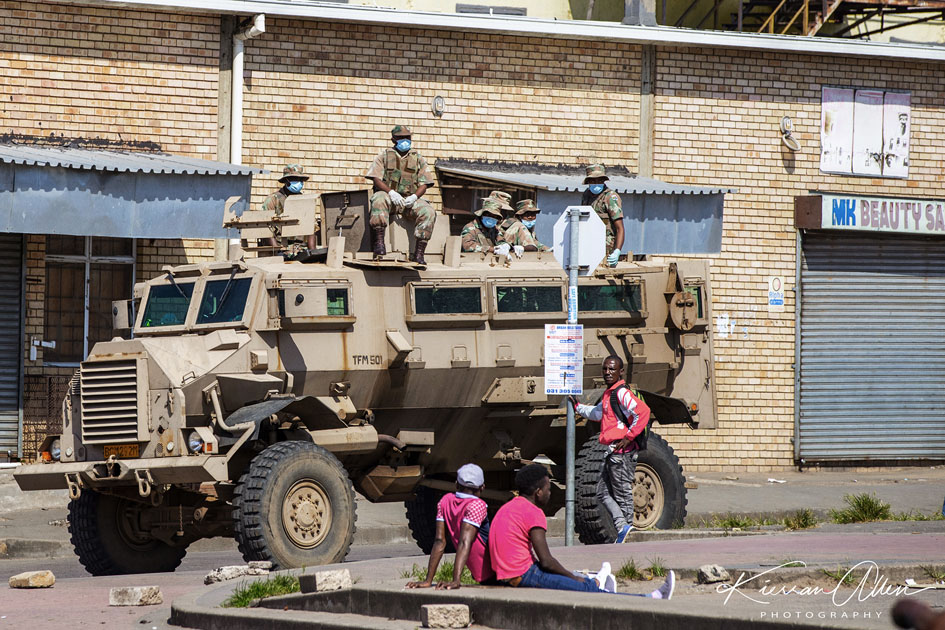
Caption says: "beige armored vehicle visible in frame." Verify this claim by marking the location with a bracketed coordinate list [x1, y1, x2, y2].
[15, 193, 716, 574]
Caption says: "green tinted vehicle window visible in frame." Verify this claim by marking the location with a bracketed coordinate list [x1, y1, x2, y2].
[414, 287, 481, 314]
[141, 283, 194, 327]
[197, 278, 252, 324]
[685, 286, 704, 319]
[326, 288, 349, 316]
[496, 286, 562, 313]
[578, 284, 643, 313]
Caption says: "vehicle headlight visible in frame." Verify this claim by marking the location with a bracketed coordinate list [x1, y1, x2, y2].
[187, 432, 205, 454]
[49, 438, 61, 461]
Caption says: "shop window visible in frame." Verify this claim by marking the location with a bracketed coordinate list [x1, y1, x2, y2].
[821, 88, 910, 178]
[44, 237, 135, 364]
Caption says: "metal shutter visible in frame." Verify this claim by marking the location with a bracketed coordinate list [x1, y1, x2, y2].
[0, 234, 23, 458]
[798, 233, 945, 460]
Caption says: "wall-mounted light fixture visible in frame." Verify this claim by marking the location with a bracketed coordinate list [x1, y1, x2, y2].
[432, 95, 445, 118]
[780, 116, 800, 151]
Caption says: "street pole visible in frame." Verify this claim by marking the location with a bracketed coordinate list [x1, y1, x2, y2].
[565, 207, 580, 546]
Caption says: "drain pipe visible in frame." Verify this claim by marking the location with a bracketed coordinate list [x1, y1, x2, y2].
[231, 14, 265, 165]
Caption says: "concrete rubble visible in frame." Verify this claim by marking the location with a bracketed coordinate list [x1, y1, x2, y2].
[108, 585, 163, 606]
[8, 570, 55, 588]
[696, 564, 730, 584]
[421, 603, 471, 628]
[204, 560, 272, 585]
[299, 568, 352, 593]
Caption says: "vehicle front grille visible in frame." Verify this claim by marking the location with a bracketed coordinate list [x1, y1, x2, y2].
[80, 360, 141, 444]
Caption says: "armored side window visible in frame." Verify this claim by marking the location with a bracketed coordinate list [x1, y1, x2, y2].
[578, 281, 646, 317]
[197, 277, 253, 325]
[489, 282, 565, 325]
[279, 283, 355, 328]
[684, 284, 704, 320]
[139, 282, 195, 328]
[406, 282, 486, 327]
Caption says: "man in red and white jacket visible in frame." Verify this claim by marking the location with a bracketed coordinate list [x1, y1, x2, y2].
[570, 355, 650, 543]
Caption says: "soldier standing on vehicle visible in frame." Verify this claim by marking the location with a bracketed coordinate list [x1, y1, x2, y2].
[365, 125, 436, 264]
[568, 355, 650, 544]
[581, 164, 625, 267]
[461, 198, 510, 255]
[263, 164, 317, 253]
[502, 199, 550, 254]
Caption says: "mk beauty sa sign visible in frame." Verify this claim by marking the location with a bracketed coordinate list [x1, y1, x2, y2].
[820, 194, 945, 235]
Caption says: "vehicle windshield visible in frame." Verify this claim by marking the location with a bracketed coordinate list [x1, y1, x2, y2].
[140, 282, 195, 328]
[197, 277, 252, 324]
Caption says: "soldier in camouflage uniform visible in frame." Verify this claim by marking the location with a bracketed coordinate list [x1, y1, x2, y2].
[262, 164, 317, 254]
[502, 199, 550, 253]
[461, 199, 506, 253]
[365, 125, 436, 264]
[486, 191, 516, 240]
[580, 163, 624, 267]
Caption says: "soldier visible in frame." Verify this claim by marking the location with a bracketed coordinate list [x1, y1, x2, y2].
[461, 199, 510, 255]
[487, 191, 516, 240]
[502, 199, 550, 253]
[365, 125, 436, 264]
[262, 164, 317, 253]
[581, 164, 625, 267]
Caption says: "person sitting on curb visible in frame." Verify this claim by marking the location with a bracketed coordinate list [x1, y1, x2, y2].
[405, 463, 495, 589]
[489, 463, 674, 598]
[570, 354, 650, 544]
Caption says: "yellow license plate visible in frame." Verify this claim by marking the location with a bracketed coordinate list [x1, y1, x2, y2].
[104, 444, 139, 459]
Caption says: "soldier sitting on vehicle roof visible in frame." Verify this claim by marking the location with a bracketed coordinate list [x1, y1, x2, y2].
[461, 198, 511, 256]
[486, 191, 516, 239]
[261, 164, 318, 255]
[365, 125, 436, 265]
[502, 199, 550, 253]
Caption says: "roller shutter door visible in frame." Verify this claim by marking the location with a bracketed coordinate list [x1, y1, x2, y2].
[798, 233, 945, 460]
[0, 234, 23, 458]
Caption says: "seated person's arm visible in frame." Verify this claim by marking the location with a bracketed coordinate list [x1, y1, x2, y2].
[528, 527, 585, 583]
[406, 520, 447, 588]
[371, 177, 392, 193]
[415, 184, 428, 198]
[438, 521, 478, 590]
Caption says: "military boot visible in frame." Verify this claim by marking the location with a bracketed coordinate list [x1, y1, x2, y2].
[413, 239, 428, 265]
[371, 227, 386, 258]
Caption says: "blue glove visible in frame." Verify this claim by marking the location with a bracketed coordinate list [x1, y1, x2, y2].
[607, 248, 621, 266]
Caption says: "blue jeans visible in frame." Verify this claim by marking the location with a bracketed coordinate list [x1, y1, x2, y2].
[518, 564, 601, 592]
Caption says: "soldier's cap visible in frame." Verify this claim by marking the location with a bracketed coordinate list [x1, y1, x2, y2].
[391, 125, 412, 138]
[583, 163, 609, 184]
[279, 164, 309, 182]
[475, 198, 504, 219]
[515, 199, 540, 216]
[487, 190, 514, 212]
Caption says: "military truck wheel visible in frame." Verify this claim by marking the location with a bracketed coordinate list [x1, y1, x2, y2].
[574, 432, 687, 544]
[68, 491, 186, 576]
[233, 441, 356, 570]
[405, 485, 456, 554]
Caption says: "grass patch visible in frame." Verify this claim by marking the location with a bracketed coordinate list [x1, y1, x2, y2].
[784, 508, 818, 530]
[893, 510, 945, 522]
[222, 575, 300, 608]
[615, 558, 646, 581]
[830, 493, 891, 524]
[822, 566, 856, 587]
[400, 561, 475, 585]
[647, 557, 667, 578]
[712, 513, 756, 529]
[921, 565, 945, 581]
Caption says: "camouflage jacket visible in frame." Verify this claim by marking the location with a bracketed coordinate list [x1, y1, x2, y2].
[461, 219, 499, 253]
[501, 220, 549, 251]
[261, 188, 307, 246]
[581, 187, 623, 248]
[365, 148, 434, 196]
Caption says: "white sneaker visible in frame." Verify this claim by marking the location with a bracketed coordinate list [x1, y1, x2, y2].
[595, 562, 616, 593]
[650, 570, 675, 600]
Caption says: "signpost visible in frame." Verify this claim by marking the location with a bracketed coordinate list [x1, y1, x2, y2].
[547, 206, 606, 545]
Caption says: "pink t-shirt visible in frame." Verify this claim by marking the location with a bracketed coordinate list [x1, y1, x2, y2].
[489, 496, 547, 580]
[436, 492, 494, 583]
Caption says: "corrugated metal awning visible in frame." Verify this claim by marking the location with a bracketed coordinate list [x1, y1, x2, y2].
[0, 144, 265, 239]
[436, 160, 735, 196]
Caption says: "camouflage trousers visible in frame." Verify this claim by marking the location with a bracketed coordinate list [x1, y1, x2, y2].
[369, 191, 436, 241]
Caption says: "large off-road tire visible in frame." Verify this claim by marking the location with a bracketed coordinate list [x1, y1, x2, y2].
[233, 441, 357, 570]
[68, 491, 186, 576]
[405, 485, 454, 554]
[574, 431, 687, 545]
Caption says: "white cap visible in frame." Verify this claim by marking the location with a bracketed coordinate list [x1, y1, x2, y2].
[456, 463, 484, 488]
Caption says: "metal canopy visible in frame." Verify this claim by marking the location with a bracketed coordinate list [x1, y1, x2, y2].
[0, 145, 265, 239]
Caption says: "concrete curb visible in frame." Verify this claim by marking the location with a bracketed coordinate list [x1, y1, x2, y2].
[0, 538, 66, 559]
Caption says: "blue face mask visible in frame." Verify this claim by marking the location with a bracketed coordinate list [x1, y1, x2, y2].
[286, 180, 303, 194]
[589, 184, 605, 195]
[395, 138, 412, 153]
[522, 219, 536, 229]
[480, 216, 498, 229]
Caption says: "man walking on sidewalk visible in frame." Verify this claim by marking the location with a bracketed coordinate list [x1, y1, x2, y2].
[570, 355, 650, 543]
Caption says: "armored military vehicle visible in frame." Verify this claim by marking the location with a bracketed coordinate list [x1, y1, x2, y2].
[14, 192, 716, 574]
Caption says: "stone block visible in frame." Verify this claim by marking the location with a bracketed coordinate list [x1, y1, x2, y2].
[421, 604, 471, 628]
[108, 585, 163, 606]
[298, 569, 352, 593]
[204, 563, 271, 585]
[8, 570, 55, 588]
[697, 564, 731, 584]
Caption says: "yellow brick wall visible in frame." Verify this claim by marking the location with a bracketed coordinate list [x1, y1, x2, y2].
[651, 47, 945, 471]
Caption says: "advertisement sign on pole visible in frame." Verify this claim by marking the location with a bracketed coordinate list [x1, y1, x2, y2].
[544, 324, 584, 396]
